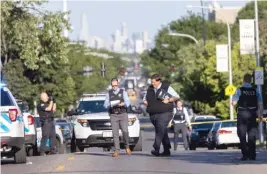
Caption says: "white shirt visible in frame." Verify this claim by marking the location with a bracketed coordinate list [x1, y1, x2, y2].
[173, 107, 191, 124]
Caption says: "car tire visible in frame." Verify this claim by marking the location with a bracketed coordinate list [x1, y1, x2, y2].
[189, 143, 196, 150]
[27, 140, 38, 156]
[14, 144, 27, 164]
[103, 147, 111, 152]
[216, 145, 227, 149]
[130, 131, 143, 151]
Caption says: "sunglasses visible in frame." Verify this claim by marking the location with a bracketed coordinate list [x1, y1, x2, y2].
[112, 85, 118, 87]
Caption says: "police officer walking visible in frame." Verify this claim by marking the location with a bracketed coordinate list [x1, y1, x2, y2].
[37, 92, 57, 156]
[144, 74, 179, 156]
[232, 73, 263, 161]
[173, 100, 191, 151]
[104, 78, 132, 157]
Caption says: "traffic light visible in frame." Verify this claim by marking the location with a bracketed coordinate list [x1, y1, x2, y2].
[169, 64, 175, 77]
[119, 67, 125, 76]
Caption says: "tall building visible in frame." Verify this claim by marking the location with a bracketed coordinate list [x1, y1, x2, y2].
[62, 0, 68, 38]
[134, 40, 144, 54]
[142, 31, 149, 50]
[79, 12, 89, 44]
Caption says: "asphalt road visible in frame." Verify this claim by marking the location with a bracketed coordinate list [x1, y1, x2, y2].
[1, 116, 267, 174]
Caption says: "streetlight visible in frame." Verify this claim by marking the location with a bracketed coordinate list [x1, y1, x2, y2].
[168, 32, 199, 44]
[187, 4, 234, 120]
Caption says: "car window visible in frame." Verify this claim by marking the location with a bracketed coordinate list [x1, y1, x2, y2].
[221, 121, 237, 128]
[76, 100, 108, 114]
[212, 122, 221, 130]
[1, 88, 14, 106]
[192, 123, 214, 129]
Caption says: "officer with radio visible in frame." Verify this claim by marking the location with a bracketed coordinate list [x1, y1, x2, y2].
[143, 74, 179, 157]
[37, 91, 57, 156]
[173, 100, 191, 151]
[104, 78, 132, 158]
[232, 73, 263, 161]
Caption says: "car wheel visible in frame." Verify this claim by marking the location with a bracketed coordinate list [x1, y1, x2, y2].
[130, 131, 143, 151]
[189, 143, 196, 150]
[216, 145, 227, 149]
[14, 144, 27, 164]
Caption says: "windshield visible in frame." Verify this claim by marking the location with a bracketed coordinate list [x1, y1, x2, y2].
[76, 100, 108, 114]
[1, 88, 14, 107]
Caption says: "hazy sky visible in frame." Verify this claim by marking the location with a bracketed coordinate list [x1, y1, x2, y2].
[44, 0, 250, 41]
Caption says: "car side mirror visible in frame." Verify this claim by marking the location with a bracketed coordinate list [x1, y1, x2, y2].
[67, 109, 76, 116]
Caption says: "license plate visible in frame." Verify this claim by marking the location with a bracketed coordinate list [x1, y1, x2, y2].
[102, 131, 113, 137]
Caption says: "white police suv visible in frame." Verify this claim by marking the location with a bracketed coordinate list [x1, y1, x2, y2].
[0, 84, 27, 163]
[69, 94, 142, 152]
[16, 99, 38, 156]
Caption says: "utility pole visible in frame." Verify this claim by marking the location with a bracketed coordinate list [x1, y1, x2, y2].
[254, 0, 264, 145]
[101, 62, 105, 78]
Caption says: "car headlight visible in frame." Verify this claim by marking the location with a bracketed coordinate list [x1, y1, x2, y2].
[128, 118, 136, 126]
[77, 119, 88, 127]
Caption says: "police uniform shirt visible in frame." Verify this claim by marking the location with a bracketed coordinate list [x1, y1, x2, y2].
[37, 101, 53, 120]
[232, 83, 263, 108]
[104, 88, 130, 109]
[173, 107, 191, 124]
[143, 83, 180, 101]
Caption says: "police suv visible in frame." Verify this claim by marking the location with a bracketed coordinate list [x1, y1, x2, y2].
[0, 84, 27, 163]
[69, 94, 142, 152]
[16, 99, 38, 156]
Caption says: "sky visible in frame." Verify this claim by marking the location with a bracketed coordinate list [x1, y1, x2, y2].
[43, 0, 251, 42]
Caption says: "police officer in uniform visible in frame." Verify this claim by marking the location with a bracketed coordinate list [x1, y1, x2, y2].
[173, 100, 191, 151]
[104, 78, 132, 157]
[232, 74, 263, 161]
[37, 92, 57, 155]
[143, 74, 179, 156]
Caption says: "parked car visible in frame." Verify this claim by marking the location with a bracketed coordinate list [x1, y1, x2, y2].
[189, 118, 220, 150]
[16, 99, 37, 156]
[34, 115, 65, 154]
[55, 119, 73, 145]
[69, 93, 142, 152]
[0, 84, 26, 163]
[207, 120, 239, 150]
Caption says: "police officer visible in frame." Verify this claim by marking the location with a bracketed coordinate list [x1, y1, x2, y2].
[104, 78, 131, 157]
[173, 100, 191, 151]
[232, 73, 263, 161]
[37, 92, 57, 156]
[143, 74, 179, 156]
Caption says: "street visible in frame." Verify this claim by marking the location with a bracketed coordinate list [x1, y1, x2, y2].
[1, 117, 267, 174]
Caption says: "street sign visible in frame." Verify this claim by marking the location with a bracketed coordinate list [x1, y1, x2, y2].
[255, 67, 264, 85]
[225, 84, 237, 96]
[216, 45, 228, 72]
[239, 19, 255, 55]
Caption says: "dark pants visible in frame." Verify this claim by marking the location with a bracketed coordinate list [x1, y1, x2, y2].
[110, 113, 129, 151]
[237, 109, 257, 159]
[173, 122, 189, 150]
[150, 112, 173, 152]
[40, 120, 56, 153]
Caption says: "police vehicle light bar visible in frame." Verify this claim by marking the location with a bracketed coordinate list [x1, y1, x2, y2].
[0, 83, 7, 87]
[82, 93, 106, 97]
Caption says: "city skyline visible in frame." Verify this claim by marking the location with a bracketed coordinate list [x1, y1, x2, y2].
[44, 0, 249, 44]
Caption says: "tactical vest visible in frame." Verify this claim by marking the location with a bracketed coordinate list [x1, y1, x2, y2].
[146, 82, 173, 115]
[237, 87, 258, 109]
[109, 89, 127, 114]
[173, 107, 185, 121]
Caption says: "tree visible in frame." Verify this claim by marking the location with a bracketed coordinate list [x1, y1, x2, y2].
[1, 1, 74, 114]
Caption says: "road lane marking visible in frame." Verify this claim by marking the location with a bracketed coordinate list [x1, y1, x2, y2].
[56, 165, 64, 171]
[68, 156, 74, 160]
